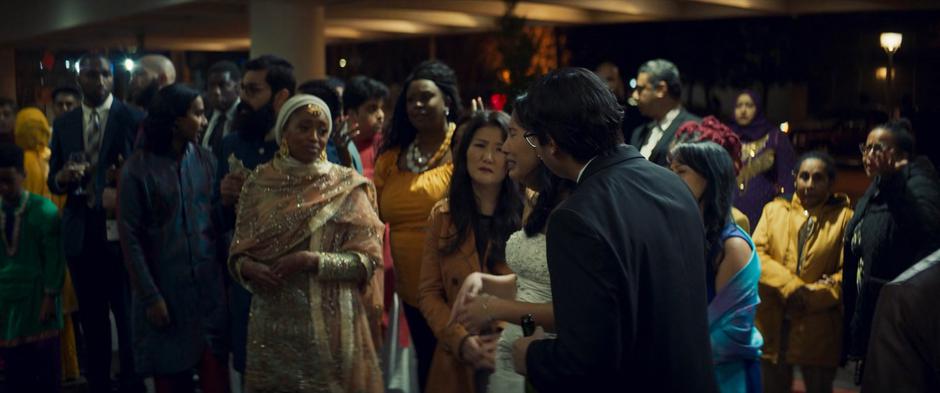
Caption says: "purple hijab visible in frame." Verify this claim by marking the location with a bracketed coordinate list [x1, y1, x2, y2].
[731, 90, 778, 142]
[731, 90, 796, 229]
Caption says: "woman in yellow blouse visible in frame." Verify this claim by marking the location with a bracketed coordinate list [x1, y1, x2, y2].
[374, 60, 461, 391]
[13, 108, 79, 383]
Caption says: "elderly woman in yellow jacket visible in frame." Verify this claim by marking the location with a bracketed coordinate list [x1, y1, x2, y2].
[14, 108, 79, 383]
[752, 151, 852, 393]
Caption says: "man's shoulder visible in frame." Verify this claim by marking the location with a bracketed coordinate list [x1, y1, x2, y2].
[678, 108, 701, 123]
[52, 108, 82, 131]
[111, 99, 144, 123]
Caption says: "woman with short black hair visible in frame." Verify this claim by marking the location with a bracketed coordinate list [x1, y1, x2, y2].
[842, 119, 940, 380]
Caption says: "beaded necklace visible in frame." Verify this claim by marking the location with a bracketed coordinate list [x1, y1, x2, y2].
[404, 122, 455, 173]
[0, 191, 29, 257]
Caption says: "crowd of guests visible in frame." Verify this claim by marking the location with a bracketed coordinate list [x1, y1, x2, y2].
[0, 51, 938, 393]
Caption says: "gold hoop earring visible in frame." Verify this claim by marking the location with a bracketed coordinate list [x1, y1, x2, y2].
[278, 138, 290, 159]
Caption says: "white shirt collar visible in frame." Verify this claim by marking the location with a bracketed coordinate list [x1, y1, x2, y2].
[576, 155, 598, 184]
[203, 98, 241, 147]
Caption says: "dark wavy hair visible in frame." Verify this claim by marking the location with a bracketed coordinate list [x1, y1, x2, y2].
[515, 68, 623, 161]
[143, 84, 201, 154]
[670, 141, 736, 268]
[442, 110, 522, 271]
[512, 94, 576, 236]
[380, 60, 462, 154]
[244, 55, 296, 96]
[343, 76, 389, 113]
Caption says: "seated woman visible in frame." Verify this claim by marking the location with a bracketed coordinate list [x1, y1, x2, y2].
[753, 151, 852, 393]
[417, 110, 522, 393]
[450, 99, 575, 393]
[669, 118, 763, 393]
[228, 94, 385, 393]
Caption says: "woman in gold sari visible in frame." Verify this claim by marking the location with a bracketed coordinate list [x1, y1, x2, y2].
[228, 94, 385, 393]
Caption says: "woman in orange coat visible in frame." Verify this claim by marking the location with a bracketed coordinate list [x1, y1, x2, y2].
[418, 111, 522, 393]
[753, 151, 853, 393]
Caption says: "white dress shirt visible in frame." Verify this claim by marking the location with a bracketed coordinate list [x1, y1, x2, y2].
[576, 156, 598, 184]
[202, 98, 240, 148]
[639, 106, 681, 160]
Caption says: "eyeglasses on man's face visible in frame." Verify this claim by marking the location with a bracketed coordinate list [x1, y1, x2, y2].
[859, 142, 890, 155]
[523, 132, 538, 148]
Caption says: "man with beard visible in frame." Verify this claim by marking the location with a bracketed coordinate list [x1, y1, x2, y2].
[47, 53, 145, 393]
[216, 54, 295, 385]
[202, 60, 241, 160]
[128, 54, 176, 112]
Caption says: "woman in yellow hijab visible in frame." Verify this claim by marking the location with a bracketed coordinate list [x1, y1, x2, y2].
[14, 107, 80, 384]
[14, 108, 65, 207]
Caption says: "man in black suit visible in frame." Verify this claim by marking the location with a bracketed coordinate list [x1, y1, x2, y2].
[511, 68, 717, 392]
[48, 53, 145, 393]
[629, 59, 700, 166]
[201, 60, 241, 161]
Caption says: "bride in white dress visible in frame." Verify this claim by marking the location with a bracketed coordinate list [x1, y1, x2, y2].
[450, 108, 573, 392]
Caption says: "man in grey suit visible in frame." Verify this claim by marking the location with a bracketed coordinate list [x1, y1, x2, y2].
[629, 59, 700, 166]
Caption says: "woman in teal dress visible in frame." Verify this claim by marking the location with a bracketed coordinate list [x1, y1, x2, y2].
[0, 143, 65, 393]
[669, 121, 763, 393]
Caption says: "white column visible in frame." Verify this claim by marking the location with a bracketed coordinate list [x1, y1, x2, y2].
[249, 0, 326, 83]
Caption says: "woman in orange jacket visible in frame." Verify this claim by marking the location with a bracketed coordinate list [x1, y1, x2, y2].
[418, 111, 522, 393]
[753, 151, 853, 393]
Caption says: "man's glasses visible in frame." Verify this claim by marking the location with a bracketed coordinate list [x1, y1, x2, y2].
[523, 132, 538, 148]
[859, 142, 889, 155]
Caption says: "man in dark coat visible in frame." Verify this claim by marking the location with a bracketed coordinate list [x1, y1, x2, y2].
[629, 59, 700, 166]
[862, 247, 940, 392]
[510, 67, 717, 393]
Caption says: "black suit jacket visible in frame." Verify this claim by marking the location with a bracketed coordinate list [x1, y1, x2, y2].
[48, 98, 143, 257]
[629, 108, 700, 166]
[526, 145, 717, 392]
[862, 247, 940, 392]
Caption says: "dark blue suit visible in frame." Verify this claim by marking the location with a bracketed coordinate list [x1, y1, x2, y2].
[48, 98, 144, 392]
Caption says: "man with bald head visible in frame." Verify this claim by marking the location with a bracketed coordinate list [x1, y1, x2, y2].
[48, 52, 145, 393]
[128, 54, 176, 111]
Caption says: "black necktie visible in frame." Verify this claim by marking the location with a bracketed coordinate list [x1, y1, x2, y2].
[209, 116, 226, 152]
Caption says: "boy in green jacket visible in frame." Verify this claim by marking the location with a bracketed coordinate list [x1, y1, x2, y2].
[0, 143, 64, 392]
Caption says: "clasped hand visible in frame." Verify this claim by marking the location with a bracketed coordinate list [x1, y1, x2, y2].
[241, 251, 318, 290]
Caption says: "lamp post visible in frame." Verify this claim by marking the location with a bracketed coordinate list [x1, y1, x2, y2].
[880, 32, 902, 108]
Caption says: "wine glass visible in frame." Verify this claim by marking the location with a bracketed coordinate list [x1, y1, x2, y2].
[67, 152, 89, 195]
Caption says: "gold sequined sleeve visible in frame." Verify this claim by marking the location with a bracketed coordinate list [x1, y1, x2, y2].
[317, 184, 384, 284]
[229, 256, 257, 293]
[316, 251, 372, 282]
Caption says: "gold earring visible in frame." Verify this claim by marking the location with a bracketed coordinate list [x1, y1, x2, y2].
[278, 138, 290, 159]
